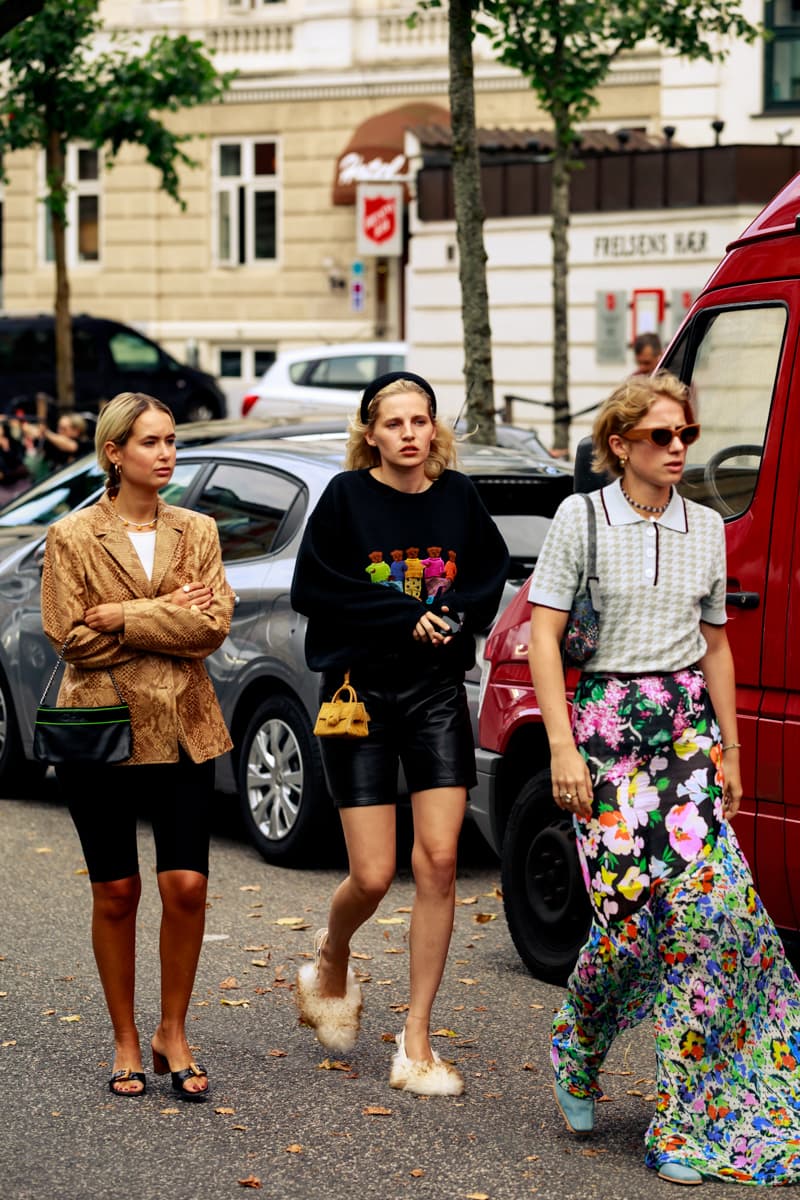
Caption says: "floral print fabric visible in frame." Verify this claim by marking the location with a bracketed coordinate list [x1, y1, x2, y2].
[571, 669, 722, 925]
[552, 671, 800, 1185]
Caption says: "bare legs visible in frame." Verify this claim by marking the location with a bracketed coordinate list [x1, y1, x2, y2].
[89, 868, 208, 1096]
[318, 787, 466, 1062]
[150, 869, 209, 1095]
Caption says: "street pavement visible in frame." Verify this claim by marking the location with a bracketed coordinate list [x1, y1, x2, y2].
[1, 782, 748, 1200]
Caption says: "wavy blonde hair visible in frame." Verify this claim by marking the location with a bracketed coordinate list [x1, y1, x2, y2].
[345, 377, 457, 479]
[96, 391, 174, 494]
[592, 371, 695, 477]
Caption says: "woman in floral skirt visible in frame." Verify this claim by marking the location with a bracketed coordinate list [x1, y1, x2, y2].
[528, 371, 800, 1186]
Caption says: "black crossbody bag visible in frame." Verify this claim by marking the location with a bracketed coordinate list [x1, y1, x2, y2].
[33, 638, 132, 764]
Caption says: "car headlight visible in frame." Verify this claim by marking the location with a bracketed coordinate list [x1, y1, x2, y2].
[476, 636, 491, 719]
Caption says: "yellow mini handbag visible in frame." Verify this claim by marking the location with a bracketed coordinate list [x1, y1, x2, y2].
[313, 670, 371, 739]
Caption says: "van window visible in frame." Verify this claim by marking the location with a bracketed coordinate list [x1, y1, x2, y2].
[665, 305, 786, 518]
[109, 331, 161, 373]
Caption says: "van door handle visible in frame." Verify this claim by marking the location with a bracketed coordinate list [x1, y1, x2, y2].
[725, 591, 760, 609]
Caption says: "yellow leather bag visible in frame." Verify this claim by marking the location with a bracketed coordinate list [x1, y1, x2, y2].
[313, 670, 371, 739]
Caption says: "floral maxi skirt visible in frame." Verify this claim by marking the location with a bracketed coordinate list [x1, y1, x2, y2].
[551, 670, 800, 1185]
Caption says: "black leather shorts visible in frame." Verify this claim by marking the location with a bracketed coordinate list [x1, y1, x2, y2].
[319, 658, 476, 808]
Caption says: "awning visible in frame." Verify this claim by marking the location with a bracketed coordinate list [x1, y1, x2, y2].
[332, 102, 450, 205]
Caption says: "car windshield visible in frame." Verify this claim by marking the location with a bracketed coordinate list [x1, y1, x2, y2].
[0, 455, 104, 526]
[469, 475, 569, 582]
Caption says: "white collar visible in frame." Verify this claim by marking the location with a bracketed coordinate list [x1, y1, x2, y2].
[599, 478, 688, 533]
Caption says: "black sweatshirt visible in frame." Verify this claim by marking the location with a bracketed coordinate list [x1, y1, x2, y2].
[291, 468, 510, 673]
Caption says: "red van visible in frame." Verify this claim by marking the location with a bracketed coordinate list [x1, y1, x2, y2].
[475, 173, 800, 983]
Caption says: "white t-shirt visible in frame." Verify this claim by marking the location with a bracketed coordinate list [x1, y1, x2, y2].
[127, 529, 157, 581]
[529, 479, 727, 674]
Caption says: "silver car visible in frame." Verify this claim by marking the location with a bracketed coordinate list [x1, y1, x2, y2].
[0, 438, 571, 863]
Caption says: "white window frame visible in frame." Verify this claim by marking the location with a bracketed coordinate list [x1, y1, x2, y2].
[212, 137, 280, 268]
[38, 143, 102, 268]
[217, 345, 277, 382]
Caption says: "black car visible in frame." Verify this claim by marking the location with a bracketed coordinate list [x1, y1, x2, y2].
[0, 314, 225, 422]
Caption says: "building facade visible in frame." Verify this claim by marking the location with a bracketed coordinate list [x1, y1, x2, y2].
[1, 0, 798, 434]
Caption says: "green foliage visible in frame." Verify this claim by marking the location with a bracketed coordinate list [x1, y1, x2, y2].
[480, 0, 763, 148]
[0, 0, 232, 210]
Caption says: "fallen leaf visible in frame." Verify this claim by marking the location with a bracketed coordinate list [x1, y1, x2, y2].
[642, 1093, 657, 1101]
[239, 884, 261, 892]
[318, 1058, 351, 1071]
[268, 1049, 287, 1058]
[458, 978, 478, 986]
[410, 1168, 425, 1177]
[522, 1062, 536, 1071]
[247, 913, 262, 919]
[381, 1032, 396, 1042]
[2, 1040, 17, 1047]
[220, 998, 250, 1007]
[375, 980, 394, 986]
[35, 847, 52, 854]
[232, 1124, 247, 1131]
[530, 1003, 545, 1010]
[473, 1005, 488, 1012]
[41, 1009, 56, 1016]
[389, 1002, 409, 1013]
[60, 1014, 81, 1023]
[73, 867, 89, 875]
[431, 1028, 457, 1038]
[376, 917, 405, 925]
[242, 944, 269, 952]
[384, 947, 404, 954]
[525, 1155, 540, 1161]
[362, 1105, 392, 1116]
[453, 1004, 465, 1011]
[273, 916, 307, 926]
[249, 903, 263, 909]
[394, 906, 412, 913]
[465, 1193, 490, 1199]
[456, 896, 478, 905]
[194, 1000, 209, 1007]
[160, 1107, 180, 1115]
[219, 976, 240, 990]
[350, 951, 372, 960]
[483, 1092, 502, 1099]
[215, 1106, 236, 1115]
[251, 960, 270, 968]
[285, 1144, 303, 1154]
[581, 1148, 607, 1157]
[0, 992, 7, 998]
[237, 1177, 262, 1189]
[473, 913, 496, 924]
[483, 887, 503, 899]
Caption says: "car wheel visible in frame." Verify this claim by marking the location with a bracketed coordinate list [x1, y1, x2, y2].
[501, 769, 591, 984]
[237, 693, 334, 864]
[184, 394, 219, 423]
[0, 669, 46, 797]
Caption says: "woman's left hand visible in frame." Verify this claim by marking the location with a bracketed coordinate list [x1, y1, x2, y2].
[84, 603, 125, 633]
[721, 749, 743, 819]
[412, 607, 452, 645]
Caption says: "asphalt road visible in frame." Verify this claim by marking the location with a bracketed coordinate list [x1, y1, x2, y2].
[0, 782, 749, 1200]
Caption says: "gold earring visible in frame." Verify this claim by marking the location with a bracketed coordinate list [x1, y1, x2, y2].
[619, 456, 627, 469]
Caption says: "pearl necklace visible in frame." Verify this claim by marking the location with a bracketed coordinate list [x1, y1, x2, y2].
[112, 497, 157, 532]
[621, 485, 671, 515]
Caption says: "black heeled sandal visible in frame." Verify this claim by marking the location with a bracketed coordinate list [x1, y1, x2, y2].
[152, 1045, 210, 1102]
[108, 1067, 146, 1097]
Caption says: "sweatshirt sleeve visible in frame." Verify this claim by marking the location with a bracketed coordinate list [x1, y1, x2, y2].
[430, 477, 510, 633]
[290, 476, 423, 646]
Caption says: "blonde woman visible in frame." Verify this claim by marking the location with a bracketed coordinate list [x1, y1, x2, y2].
[291, 372, 508, 1094]
[528, 372, 800, 1185]
[41, 392, 234, 1101]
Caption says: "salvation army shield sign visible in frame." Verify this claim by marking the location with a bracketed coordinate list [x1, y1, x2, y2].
[356, 183, 403, 257]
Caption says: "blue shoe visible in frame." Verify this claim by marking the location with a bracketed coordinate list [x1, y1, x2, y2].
[658, 1162, 703, 1186]
[552, 1080, 594, 1135]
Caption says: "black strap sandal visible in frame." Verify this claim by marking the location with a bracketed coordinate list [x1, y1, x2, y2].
[108, 1068, 146, 1097]
[170, 1062, 209, 1103]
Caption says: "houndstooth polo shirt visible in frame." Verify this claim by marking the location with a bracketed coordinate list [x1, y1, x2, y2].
[529, 479, 727, 674]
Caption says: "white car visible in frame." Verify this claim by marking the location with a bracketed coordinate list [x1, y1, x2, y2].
[241, 341, 406, 417]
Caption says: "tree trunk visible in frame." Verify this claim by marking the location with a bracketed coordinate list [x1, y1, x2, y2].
[550, 106, 571, 454]
[48, 130, 74, 413]
[448, 0, 495, 443]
